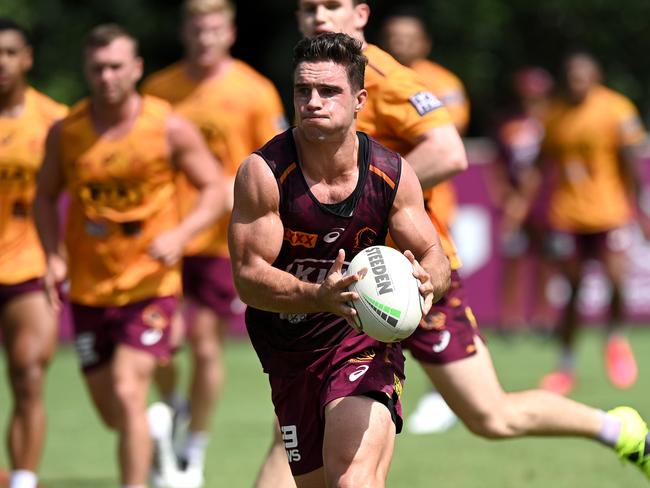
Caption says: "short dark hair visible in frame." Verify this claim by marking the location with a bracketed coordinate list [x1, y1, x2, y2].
[84, 23, 139, 55]
[0, 17, 31, 46]
[293, 33, 367, 91]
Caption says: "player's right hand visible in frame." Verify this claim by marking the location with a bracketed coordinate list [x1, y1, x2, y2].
[45, 254, 67, 313]
[316, 249, 364, 325]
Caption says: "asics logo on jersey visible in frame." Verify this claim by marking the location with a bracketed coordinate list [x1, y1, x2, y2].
[349, 365, 370, 382]
[323, 228, 346, 243]
[432, 330, 451, 353]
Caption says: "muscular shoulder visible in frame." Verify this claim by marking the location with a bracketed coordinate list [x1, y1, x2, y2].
[235, 153, 280, 209]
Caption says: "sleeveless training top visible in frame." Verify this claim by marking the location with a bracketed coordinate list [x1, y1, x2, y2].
[60, 95, 181, 306]
[246, 129, 401, 375]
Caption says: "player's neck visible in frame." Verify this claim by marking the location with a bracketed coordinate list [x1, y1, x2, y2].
[185, 55, 233, 82]
[294, 127, 359, 182]
[90, 92, 142, 137]
[0, 82, 27, 118]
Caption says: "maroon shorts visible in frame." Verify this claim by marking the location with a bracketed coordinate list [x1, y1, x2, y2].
[0, 278, 44, 311]
[182, 255, 245, 325]
[402, 270, 481, 365]
[270, 335, 405, 476]
[71, 296, 177, 373]
[545, 227, 632, 262]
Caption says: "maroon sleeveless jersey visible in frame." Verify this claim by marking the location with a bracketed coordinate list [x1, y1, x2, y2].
[246, 129, 402, 375]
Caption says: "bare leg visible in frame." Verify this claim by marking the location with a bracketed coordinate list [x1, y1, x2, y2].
[322, 396, 395, 488]
[254, 421, 296, 488]
[84, 346, 157, 485]
[187, 304, 225, 434]
[1, 292, 57, 473]
[423, 338, 603, 439]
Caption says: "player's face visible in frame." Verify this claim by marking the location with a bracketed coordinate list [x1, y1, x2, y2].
[84, 37, 142, 106]
[296, 0, 369, 38]
[564, 56, 599, 102]
[182, 12, 235, 68]
[382, 17, 430, 67]
[294, 60, 366, 140]
[0, 30, 32, 96]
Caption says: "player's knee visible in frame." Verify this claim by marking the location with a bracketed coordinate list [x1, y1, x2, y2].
[460, 406, 515, 439]
[9, 362, 46, 404]
[113, 378, 146, 417]
[327, 467, 381, 488]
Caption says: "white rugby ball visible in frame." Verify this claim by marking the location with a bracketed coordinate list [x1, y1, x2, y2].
[347, 245, 424, 343]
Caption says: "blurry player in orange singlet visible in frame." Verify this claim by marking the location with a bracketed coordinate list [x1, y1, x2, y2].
[0, 18, 66, 488]
[34, 25, 224, 488]
[381, 5, 472, 434]
[491, 67, 555, 334]
[255, 3, 650, 486]
[141, 0, 286, 484]
[531, 52, 648, 395]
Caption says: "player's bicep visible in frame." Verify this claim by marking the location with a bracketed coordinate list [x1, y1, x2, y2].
[228, 155, 284, 274]
[167, 114, 222, 189]
[388, 159, 440, 257]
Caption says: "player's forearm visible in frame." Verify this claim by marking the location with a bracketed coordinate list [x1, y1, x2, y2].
[234, 260, 324, 313]
[405, 137, 468, 190]
[173, 183, 224, 245]
[419, 243, 451, 303]
[33, 193, 62, 259]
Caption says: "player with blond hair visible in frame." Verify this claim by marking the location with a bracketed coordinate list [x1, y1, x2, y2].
[142, 0, 287, 485]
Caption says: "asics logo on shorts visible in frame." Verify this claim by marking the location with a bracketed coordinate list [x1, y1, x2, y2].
[349, 365, 370, 382]
[141, 328, 163, 346]
[432, 330, 451, 353]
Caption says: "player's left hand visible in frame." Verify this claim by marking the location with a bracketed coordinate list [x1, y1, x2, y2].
[404, 250, 434, 320]
[149, 229, 186, 266]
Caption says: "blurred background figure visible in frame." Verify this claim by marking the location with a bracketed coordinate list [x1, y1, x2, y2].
[488, 66, 555, 336]
[381, 6, 470, 435]
[141, 0, 286, 486]
[524, 52, 649, 396]
[0, 17, 66, 488]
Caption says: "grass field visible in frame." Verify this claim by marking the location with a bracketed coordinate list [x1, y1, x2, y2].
[1, 328, 650, 487]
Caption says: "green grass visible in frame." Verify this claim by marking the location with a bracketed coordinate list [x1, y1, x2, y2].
[1, 328, 650, 487]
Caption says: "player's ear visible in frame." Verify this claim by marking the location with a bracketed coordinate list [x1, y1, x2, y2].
[353, 3, 370, 31]
[354, 88, 367, 113]
[134, 56, 144, 83]
[21, 45, 33, 72]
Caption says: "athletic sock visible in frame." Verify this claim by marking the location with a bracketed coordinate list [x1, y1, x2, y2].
[9, 470, 37, 488]
[597, 410, 622, 447]
[183, 431, 209, 468]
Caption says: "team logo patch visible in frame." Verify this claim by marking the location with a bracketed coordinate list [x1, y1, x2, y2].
[432, 329, 451, 353]
[284, 228, 318, 248]
[354, 227, 377, 250]
[409, 91, 444, 116]
[421, 311, 446, 331]
[142, 304, 168, 330]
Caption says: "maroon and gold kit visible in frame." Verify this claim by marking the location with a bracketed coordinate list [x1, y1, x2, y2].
[0, 88, 67, 286]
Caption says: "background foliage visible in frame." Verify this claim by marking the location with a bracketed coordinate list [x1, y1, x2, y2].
[3, 0, 650, 134]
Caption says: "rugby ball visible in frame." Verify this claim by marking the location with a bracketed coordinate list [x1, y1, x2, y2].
[347, 245, 424, 343]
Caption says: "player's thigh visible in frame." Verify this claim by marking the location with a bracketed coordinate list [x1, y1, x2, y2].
[1, 291, 57, 367]
[601, 249, 629, 287]
[84, 364, 118, 425]
[294, 467, 325, 488]
[322, 395, 395, 483]
[422, 337, 506, 419]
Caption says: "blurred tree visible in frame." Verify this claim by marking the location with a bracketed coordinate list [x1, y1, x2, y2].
[6, 0, 650, 134]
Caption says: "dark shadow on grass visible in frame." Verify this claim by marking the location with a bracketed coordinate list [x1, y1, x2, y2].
[43, 477, 115, 488]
